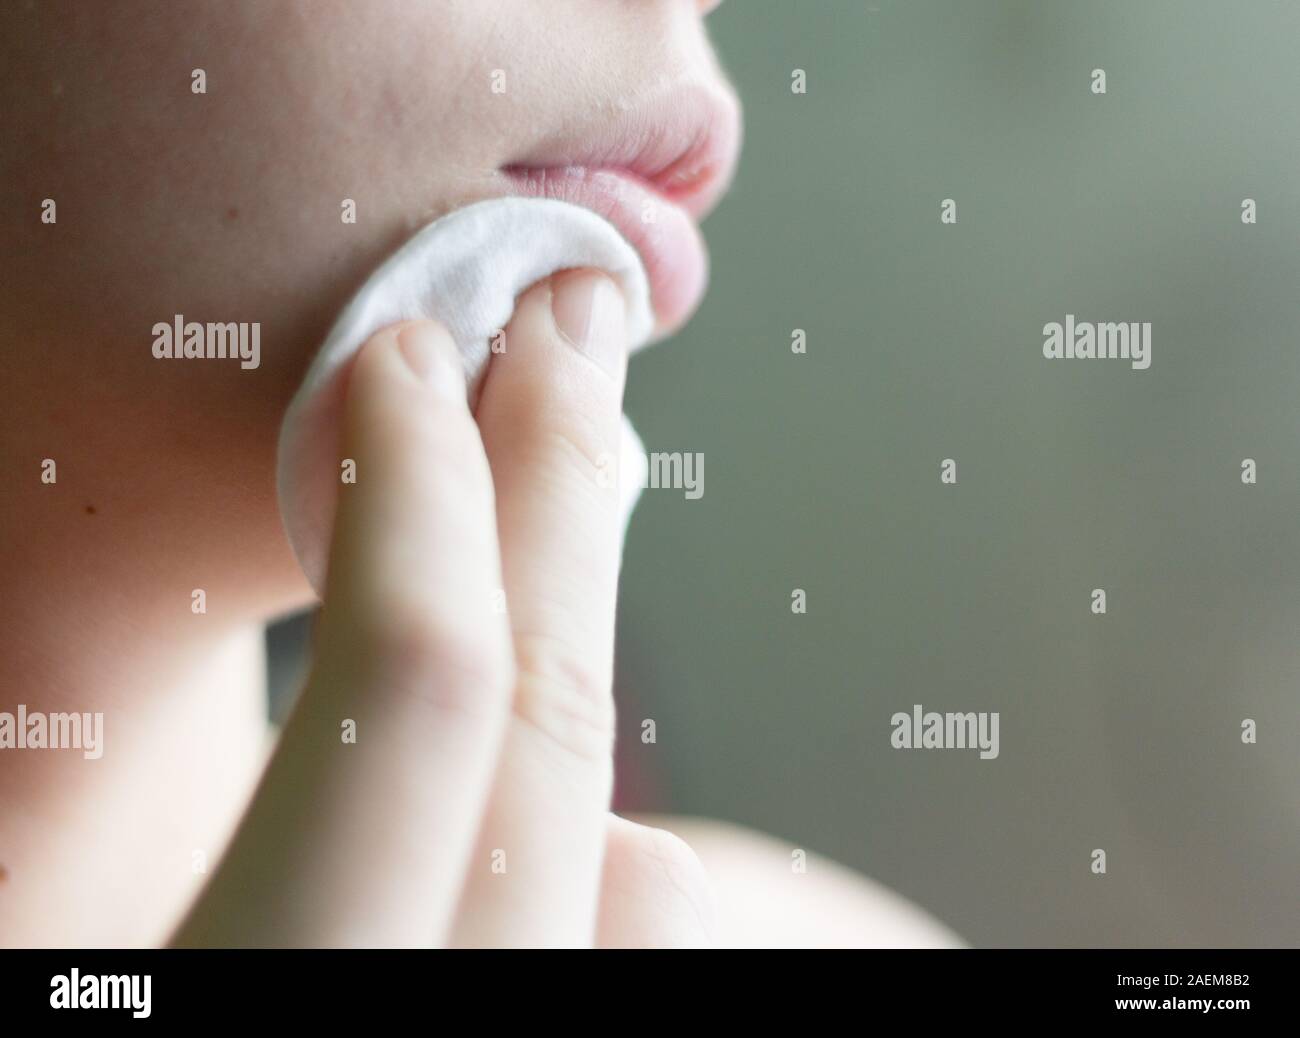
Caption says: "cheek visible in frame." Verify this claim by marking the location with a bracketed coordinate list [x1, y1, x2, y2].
[17, 4, 533, 372]
[10, 0, 573, 399]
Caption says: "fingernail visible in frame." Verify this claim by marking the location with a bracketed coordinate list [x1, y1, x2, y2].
[550, 270, 626, 377]
[397, 321, 464, 399]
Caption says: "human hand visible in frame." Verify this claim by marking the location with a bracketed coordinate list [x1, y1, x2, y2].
[174, 269, 713, 948]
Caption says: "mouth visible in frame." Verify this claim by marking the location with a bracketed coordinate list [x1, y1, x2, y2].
[495, 80, 742, 335]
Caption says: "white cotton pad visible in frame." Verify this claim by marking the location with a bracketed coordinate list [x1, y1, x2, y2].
[277, 197, 655, 594]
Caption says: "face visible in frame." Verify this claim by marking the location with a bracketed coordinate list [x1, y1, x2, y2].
[0, 0, 740, 613]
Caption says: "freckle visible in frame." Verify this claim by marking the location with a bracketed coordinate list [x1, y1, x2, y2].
[84, 505, 96, 515]
[225, 206, 239, 222]
[0, 865, 7, 883]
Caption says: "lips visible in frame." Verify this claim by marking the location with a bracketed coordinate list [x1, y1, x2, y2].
[496, 80, 742, 335]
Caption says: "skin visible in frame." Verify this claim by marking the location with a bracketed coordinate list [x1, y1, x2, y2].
[0, 0, 960, 946]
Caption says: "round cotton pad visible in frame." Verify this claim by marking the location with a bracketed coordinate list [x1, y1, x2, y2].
[277, 197, 655, 594]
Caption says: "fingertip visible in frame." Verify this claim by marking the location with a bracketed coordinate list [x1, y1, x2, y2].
[395, 321, 466, 398]
[351, 319, 463, 396]
[549, 268, 627, 380]
[498, 270, 629, 383]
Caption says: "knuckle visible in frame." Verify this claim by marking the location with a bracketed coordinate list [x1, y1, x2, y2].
[641, 828, 714, 908]
[512, 632, 616, 765]
[352, 599, 514, 719]
[619, 824, 717, 937]
[521, 405, 620, 505]
[547, 404, 611, 474]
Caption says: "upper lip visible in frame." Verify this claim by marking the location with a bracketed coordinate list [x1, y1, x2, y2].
[501, 77, 743, 222]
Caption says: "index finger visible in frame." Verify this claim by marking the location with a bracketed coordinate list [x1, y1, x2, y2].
[177, 322, 513, 947]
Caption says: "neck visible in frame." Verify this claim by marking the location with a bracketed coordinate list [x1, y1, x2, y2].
[0, 455, 300, 945]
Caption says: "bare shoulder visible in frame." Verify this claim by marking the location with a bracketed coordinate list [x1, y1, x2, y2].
[633, 814, 966, 949]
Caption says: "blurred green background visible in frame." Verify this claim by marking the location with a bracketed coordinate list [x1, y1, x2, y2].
[612, 0, 1300, 946]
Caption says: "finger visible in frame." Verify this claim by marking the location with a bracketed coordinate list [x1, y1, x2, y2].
[639, 816, 969, 948]
[596, 815, 716, 948]
[450, 269, 629, 946]
[176, 321, 513, 947]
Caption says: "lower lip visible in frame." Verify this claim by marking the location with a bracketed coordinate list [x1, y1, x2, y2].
[499, 166, 708, 335]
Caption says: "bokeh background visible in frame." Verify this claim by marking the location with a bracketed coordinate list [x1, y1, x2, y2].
[275, 0, 1300, 947]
